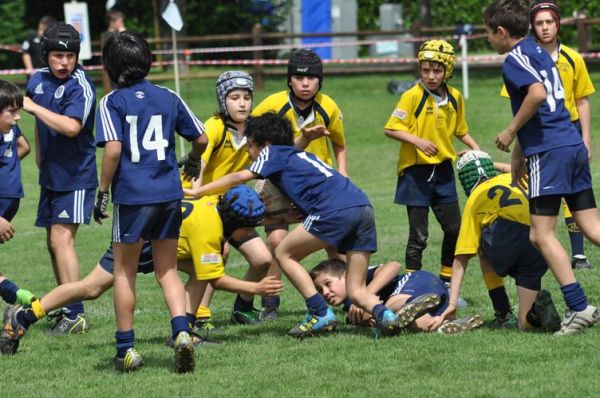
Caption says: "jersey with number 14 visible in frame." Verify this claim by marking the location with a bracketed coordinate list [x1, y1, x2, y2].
[248, 145, 369, 216]
[503, 36, 581, 157]
[455, 173, 531, 256]
[96, 79, 205, 205]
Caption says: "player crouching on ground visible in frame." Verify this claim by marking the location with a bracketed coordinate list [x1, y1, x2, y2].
[434, 151, 561, 333]
[310, 258, 483, 335]
[1, 186, 283, 357]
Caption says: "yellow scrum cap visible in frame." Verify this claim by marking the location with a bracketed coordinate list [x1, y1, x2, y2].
[418, 40, 455, 82]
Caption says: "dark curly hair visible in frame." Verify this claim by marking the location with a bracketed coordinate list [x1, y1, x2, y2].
[102, 31, 151, 87]
[310, 258, 346, 281]
[484, 0, 529, 38]
[0, 80, 23, 111]
[244, 112, 294, 147]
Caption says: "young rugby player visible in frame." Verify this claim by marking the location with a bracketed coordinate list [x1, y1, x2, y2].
[183, 71, 272, 328]
[0, 80, 30, 223]
[310, 258, 483, 335]
[23, 23, 96, 335]
[383, 40, 479, 303]
[94, 31, 207, 372]
[487, 0, 600, 335]
[1, 186, 283, 357]
[252, 48, 347, 321]
[435, 151, 562, 333]
[499, 0, 596, 270]
[194, 112, 410, 338]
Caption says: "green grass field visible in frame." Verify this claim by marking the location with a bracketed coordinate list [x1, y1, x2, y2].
[2, 66, 600, 397]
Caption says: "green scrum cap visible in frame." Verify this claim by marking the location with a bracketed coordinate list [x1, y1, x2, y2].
[456, 150, 498, 196]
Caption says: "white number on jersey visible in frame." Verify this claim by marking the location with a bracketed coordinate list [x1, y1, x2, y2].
[297, 152, 333, 177]
[2, 130, 14, 158]
[125, 115, 168, 163]
[540, 67, 565, 112]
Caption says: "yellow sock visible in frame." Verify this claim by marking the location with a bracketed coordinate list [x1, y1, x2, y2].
[195, 306, 212, 319]
[31, 299, 46, 320]
[483, 272, 505, 290]
[439, 265, 452, 281]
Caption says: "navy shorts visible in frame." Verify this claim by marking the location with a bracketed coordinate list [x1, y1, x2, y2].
[392, 271, 448, 316]
[527, 144, 591, 199]
[303, 205, 377, 254]
[394, 160, 458, 206]
[481, 219, 547, 291]
[99, 241, 155, 274]
[35, 187, 94, 227]
[112, 200, 182, 243]
[0, 198, 20, 221]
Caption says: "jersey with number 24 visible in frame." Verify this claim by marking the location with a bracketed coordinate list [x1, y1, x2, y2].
[96, 80, 205, 205]
[503, 36, 581, 157]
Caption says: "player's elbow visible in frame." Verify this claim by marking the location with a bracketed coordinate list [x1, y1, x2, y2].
[62, 121, 83, 138]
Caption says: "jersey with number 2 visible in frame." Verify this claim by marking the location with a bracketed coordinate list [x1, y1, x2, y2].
[96, 79, 205, 205]
[503, 36, 581, 157]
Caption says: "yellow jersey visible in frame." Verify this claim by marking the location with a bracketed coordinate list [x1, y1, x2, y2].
[177, 195, 226, 280]
[500, 44, 595, 121]
[384, 83, 469, 175]
[252, 90, 345, 167]
[455, 173, 531, 256]
[181, 116, 252, 194]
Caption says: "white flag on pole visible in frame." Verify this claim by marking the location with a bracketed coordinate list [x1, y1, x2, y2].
[106, 0, 116, 11]
[162, 0, 183, 31]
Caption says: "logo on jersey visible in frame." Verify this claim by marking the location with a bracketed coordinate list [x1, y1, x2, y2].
[34, 83, 44, 95]
[58, 41, 69, 49]
[392, 108, 407, 120]
[135, 91, 145, 99]
[54, 85, 65, 99]
[201, 254, 221, 264]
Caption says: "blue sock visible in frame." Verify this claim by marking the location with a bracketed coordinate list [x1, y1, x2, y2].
[186, 312, 196, 327]
[115, 329, 135, 358]
[65, 302, 84, 320]
[17, 306, 38, 329]
[371, 304, 388, 322]
[305, 293, 328, 317]
[566, 217, 585, 256]
[171, 315, 191, 340]
[0, 279, 19, 304]
[561, 282, 588, 312]
[233, 295, 253, 312]
[261, 295, 280, 308]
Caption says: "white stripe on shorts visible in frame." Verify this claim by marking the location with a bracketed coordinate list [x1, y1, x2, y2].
[528, 154, 540, 198]
[302, 214, 320, 231]
[112, 204, 120, 243]
[72, 189, 84, 223]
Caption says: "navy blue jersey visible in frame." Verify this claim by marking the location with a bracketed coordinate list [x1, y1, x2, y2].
[96, 80, 205, 205]
[26, 65, 98, 191]
[0, 126, 24, 198]
[249, 145, 370, 215]
[503, 36, 581, 157]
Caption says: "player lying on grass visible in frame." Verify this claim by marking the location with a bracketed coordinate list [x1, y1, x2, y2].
[194, 112, 418, 338]
[310, 258, 483, 335]
[434, 151, 561, 333]
[1, 185, 283, 356]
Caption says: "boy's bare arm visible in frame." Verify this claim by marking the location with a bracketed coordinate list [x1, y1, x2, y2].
[194, 169, 256, 197]
[457, 133, 480, 151]
[368, 261, 402, 295]
[575, 96, 592, 158]
[332, 143, 347, 177]
[182, 160, 206, 197]
[99, 141, 122, 192]
[23, 96, 83, 138]
[385, 128, 439, 157]
[16, 135, 31, 160]
[211, 275, 283, 296]
[496, 82, 546, 152]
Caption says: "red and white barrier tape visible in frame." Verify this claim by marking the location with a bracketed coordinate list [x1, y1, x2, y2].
[2, 52, 599, 76]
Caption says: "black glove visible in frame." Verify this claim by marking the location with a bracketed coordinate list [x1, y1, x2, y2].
[93, 190, 109, 224]
[178, 153, 201, 181]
